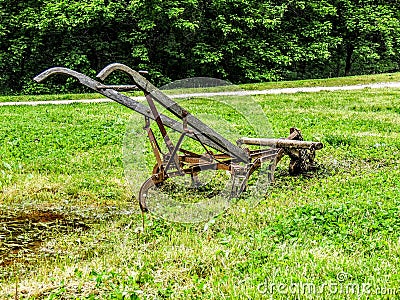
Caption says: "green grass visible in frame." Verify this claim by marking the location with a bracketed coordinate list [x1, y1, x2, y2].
[0, 93, 106, 103]
[1, 79, 400, 299]
[241, 71, 400, 90]
[2, 71, 400, 103]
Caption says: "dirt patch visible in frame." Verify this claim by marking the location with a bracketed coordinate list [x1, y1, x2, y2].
[0, 209, 90, 267]
[1, 210, 65, 223]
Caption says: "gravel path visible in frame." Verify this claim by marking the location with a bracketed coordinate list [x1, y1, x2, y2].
[1, 81, 400, 107]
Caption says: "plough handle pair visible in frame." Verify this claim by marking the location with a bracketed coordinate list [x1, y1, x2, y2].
[35, 64, 249, 163]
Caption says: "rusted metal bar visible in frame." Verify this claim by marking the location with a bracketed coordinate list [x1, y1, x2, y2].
[145, 93, 170, 144]
[143, 117, 163, 169]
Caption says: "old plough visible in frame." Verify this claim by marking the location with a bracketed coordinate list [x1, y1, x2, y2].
[34, 63, 323, 215]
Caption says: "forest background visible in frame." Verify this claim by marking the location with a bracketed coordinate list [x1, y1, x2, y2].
[1, 0, 400, 95]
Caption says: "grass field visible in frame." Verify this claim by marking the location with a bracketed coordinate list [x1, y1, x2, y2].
[1, 76, 400, 299]
[2, 71, 400, 103]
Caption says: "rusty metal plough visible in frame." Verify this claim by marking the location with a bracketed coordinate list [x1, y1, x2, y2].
[34, 63, 323, 215]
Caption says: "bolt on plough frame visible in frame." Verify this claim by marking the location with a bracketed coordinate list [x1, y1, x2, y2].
[35, 63, 323, 215]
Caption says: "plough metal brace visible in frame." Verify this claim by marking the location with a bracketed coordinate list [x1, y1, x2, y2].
[34, 63, 323, 213]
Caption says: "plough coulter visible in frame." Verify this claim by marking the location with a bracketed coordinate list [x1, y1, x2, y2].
[34, 63, 323, 216]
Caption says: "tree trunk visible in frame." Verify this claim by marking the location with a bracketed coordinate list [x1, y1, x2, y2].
[344, 44, 354, 76]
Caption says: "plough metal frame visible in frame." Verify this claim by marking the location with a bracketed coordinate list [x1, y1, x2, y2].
[34, 63, 323, 213]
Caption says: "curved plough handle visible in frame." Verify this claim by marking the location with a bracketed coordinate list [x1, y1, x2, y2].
[96, 63, 152, 92]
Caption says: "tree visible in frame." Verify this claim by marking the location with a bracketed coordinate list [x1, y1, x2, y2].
[332, 0, 400, 76]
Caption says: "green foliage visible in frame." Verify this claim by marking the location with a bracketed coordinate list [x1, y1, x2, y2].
[1, 0, 400, 95]
[330, 0, 400, 76]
